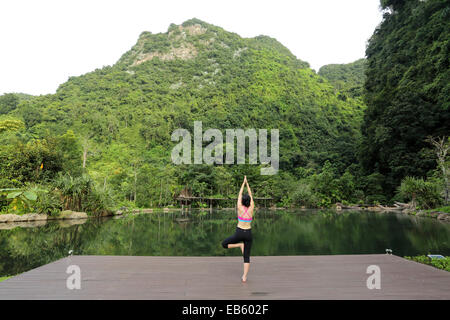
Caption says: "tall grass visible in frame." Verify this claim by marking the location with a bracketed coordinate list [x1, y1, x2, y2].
[52, 173, 113, 216]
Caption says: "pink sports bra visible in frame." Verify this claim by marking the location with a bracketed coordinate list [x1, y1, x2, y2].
[238, 206, 252, 223]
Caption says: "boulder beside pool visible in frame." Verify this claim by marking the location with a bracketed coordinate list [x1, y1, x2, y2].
[0, 213, 48, 223]
[58, 210, 88, 220]
[0, 211, 87, 223]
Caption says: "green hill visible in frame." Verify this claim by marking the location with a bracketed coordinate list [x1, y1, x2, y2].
[1, 18, 365, 208]
[318, 58, 366, 99]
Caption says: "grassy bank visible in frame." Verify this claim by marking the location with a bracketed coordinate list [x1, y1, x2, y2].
[404, 255, 449, 272]
[425, 206, 450, 214]
[0, 276, 11, 282]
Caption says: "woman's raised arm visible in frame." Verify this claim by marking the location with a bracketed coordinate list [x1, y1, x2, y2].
[245, 178, 254, 209]
[237, 178, 245, 209]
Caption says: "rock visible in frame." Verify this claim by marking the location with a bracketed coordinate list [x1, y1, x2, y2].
[141, 209, 153, 213]
[22, 213, 48, 221]
[437, 213, 448, 220]
[0, 213, 47, 223]
[429, 212, 439, 218]
[0, 214, 19, 223]
[59, 210, 88, 220]
[402, 208, 413, 215]
[99, 211, 113, 217]
[14, 215, 29, 222]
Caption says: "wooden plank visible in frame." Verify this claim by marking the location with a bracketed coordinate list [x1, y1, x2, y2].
[0, 255, 449, 300]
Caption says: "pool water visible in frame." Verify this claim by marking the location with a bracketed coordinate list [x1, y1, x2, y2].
[0, 209, 449, 277]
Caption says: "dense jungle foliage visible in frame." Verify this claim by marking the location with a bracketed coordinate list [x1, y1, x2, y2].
[318, 58, 366, 99]
[361, 0, 450, 198]
[0, 0, 449, 214]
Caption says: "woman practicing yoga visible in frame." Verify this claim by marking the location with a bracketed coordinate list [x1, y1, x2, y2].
[221, 175, 254, 283]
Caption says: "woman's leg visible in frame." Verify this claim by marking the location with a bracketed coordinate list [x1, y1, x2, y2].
[221, 230, 243, 252]
[242, 236, 252, 263]
[228, 243, 244, 253]
[242, 235, 252, 282]
[242, 263, 250, 282]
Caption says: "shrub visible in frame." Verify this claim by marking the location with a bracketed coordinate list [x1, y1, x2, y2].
[52, 172, 113, 216]
[405, 255, 449, 272]
[290, 181, 319, 208]
[398, 176, 443, 209]
[0, 185, 45, 214]
[34, 188, 62, 216]
[365, 194, 387, 205]
[84, 187, 114, 216]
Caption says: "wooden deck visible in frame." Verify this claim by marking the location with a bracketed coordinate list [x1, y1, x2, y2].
[0, 255, 449, 300]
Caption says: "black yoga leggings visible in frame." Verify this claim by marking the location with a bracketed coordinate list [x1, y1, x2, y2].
[221, 227, 252, 263]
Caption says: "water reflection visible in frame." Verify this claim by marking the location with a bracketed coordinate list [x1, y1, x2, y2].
[0, 209, 449, 277]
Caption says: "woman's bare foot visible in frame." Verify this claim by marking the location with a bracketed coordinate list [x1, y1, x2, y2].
[239, 243, 244, 254]
[241, 275, 247, 283]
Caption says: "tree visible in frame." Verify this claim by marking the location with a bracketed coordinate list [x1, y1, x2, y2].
[56, 130, 83, 176]
[0, 93, 20, 115]
[0, 119, 24, 134]
[361, 0, 450, 198]
[426, 136, 449, 203]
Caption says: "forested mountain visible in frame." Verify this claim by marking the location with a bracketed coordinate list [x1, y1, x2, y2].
[318, 59, 366, 99]
[0, 93, 34, 115]
[0, 18, 365, 208]
[361, 0, 450, 196]
[1, 4, 448, 213]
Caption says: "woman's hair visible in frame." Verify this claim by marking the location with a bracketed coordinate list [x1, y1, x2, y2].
[241, 194, 251, 207]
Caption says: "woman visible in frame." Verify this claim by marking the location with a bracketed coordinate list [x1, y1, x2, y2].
[221, 176, 254, 283]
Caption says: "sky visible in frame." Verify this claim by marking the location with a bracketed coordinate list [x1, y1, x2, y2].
[0, 0, 384, 96]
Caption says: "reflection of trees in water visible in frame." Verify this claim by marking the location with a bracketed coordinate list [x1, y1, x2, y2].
[0, 220, 101, 276]
[0, 210, 449, 276]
